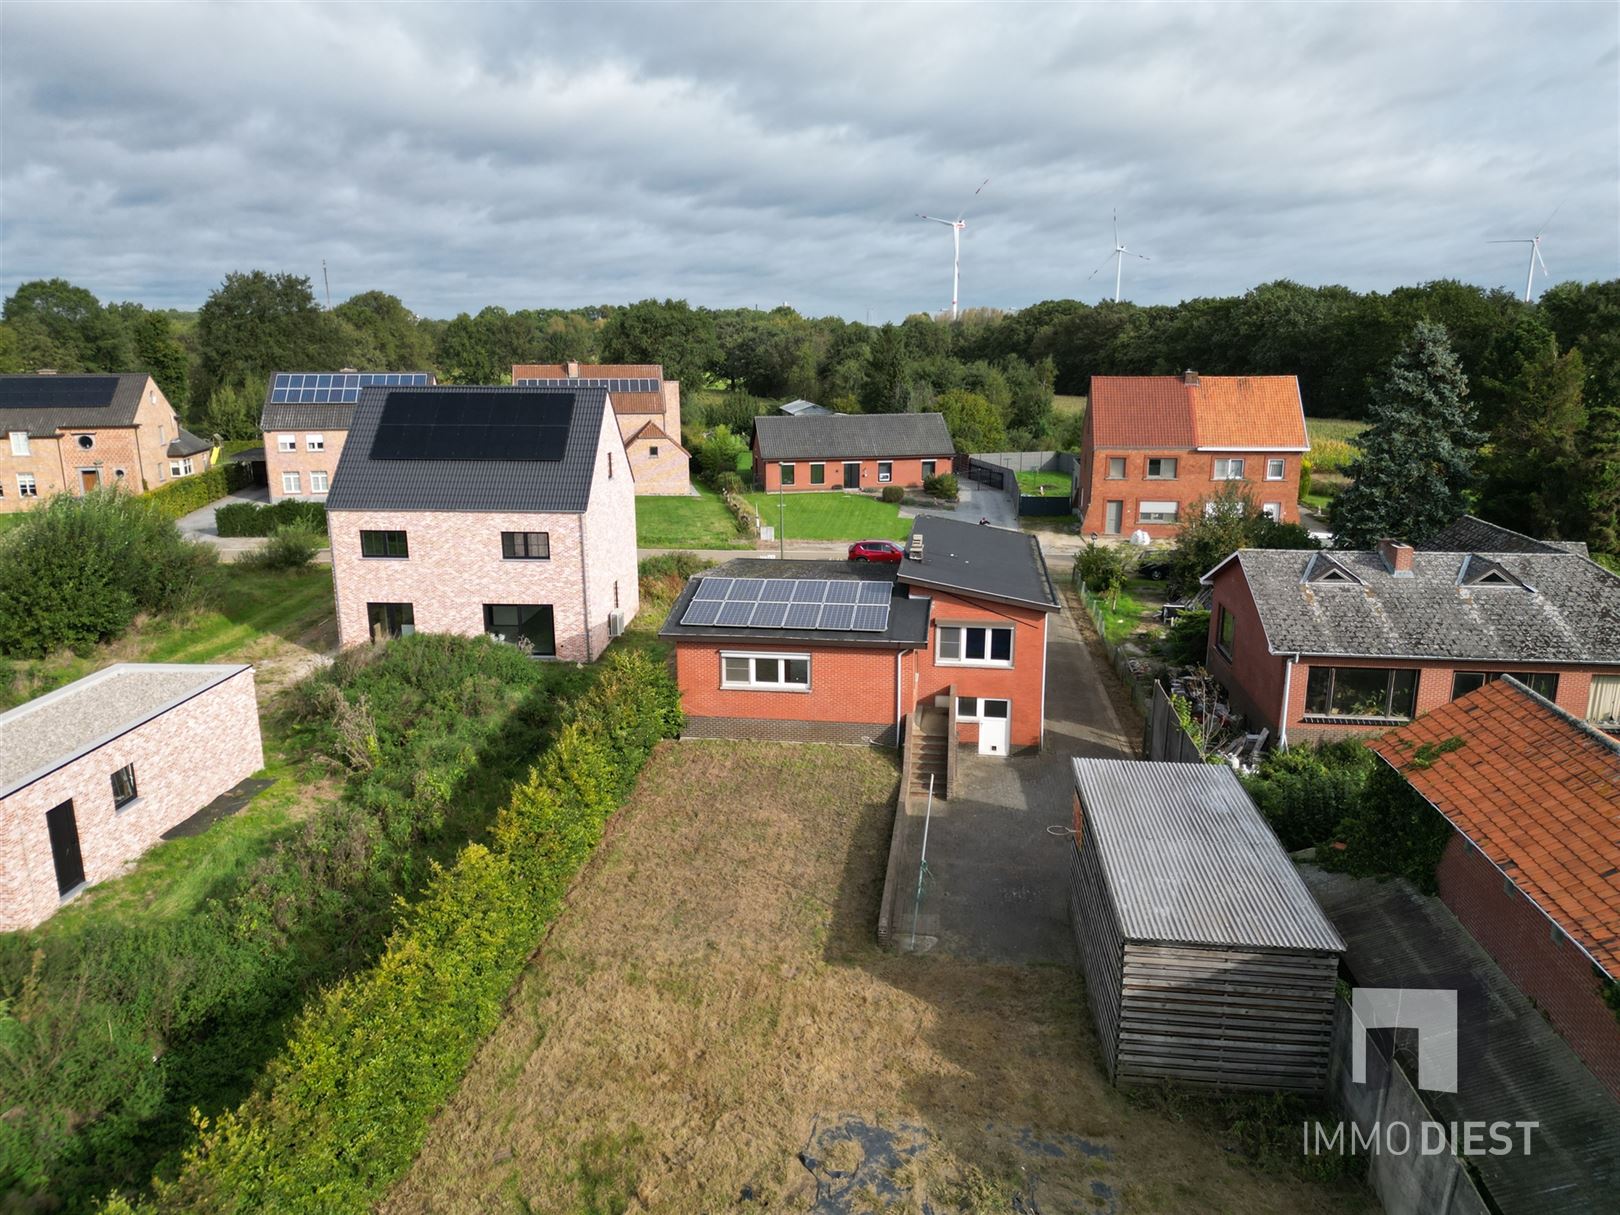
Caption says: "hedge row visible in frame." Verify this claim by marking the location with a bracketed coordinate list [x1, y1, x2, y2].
[128, 649, 682, 1213]
[142, 463, 253, 522]
[214, 500, 327, 537]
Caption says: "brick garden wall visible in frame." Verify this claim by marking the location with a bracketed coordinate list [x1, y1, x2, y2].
[0, 668, 264, 931]
[1436, 832, 1620, 1101]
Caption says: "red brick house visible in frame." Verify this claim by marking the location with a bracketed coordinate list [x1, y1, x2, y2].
[1, 373, 211, 512]
[1369, 678, 1620, 1101]
[661, 515, 1059, 753]
[1201, 535, 1620, 746]
[513, 363, 689, 495]
[0, 663, 263, 930]
[1074, 373, 1309, 538]
[261, 372, 433, 502]
[752, 412, 954, 493]
[326, 384, 638, 659]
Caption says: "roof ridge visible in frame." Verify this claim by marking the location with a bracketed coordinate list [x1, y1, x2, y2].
[1499, 675, 1620, 760]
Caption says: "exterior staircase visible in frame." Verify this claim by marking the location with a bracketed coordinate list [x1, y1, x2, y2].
[911, 707, 949, 801]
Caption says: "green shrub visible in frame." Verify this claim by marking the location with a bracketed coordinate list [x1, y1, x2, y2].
[215, 501, 327, 537]
[1592, 552, 1620, 576]
[0, 491, 217, 657]
[142, 651, 681, 1213]
[1242, 741, 1376, 852]
[880, 485, 904, 504]
[1316, 759, 1453, 892]
[638, 552, 712, 606]
[692, 425, 749, 486]
[237, 526, 322, 571]
[923, 472, 959, 501]
[1298, 457, 1313, 504]
[1074, 540, 1135, 603]
[1161, 609, 1210, 667]
[714, 470, 745, 497]
[142, 463, 254, 522]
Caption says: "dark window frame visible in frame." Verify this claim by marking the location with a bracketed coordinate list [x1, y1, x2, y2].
[1146, 456, 1178, 480]
[483, 603, 557, 657]
[501, 531, 551, 560]
[1215, 605, 1235, 659]
[110, 763, 138, 810]
[780, 462, 796, 486]
[1451, 670, 1559, 701]
[1304, 666, 1419, 720]
[877, 461, 893, 483]
[366, 601, 415, 640]
[360, 529, 409, 559]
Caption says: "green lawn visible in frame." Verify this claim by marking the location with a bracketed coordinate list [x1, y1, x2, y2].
[745, 489, 910, 541]
[1016, 469, 1072, 495]
[1054, 393, 1087, 416]
[636, 485, 752, 550]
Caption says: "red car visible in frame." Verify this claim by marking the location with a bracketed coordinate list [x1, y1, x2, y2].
[848, 539, 904, 563]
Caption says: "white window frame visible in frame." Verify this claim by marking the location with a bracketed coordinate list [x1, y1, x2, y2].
[809, 462, 826, 485]
[877, 461, 893, 483]
[956, 696, 1010, 722]
[169, 458, 194, 478]
[1139, 500, 1179, 524]
[779, 461, 796, 486]
[277, 434, 297, 453]
[720, 651, 811, 692]
[936, 623, 1015, 667]
[17, 473, 38, 498]
[1261, 501, 1282, 522]
[309, 470, 329, 494]
[281, 471, 301, 495]
[1213, 457, 1246, 480]
[1265, 457, 1286, 480]
[1145, 457, 1178, 480]
[306, 434, 325, 452]
[1587, 674, 1620, 726]
[9, 431, 29, 457]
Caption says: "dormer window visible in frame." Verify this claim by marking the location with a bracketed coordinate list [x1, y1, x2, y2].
[1302, 552, 1364, 586]
[1458, 554, 1529, 591]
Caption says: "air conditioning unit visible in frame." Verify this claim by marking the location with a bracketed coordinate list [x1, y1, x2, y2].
[608, 610, 626, 638]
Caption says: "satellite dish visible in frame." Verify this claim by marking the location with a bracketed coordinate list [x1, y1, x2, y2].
[1130, 529, 1151, 547]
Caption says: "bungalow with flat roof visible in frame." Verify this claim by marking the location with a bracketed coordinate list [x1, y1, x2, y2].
[1201, 536, 1620, 744]
[260, 371, 435, 502]
[0, 663, 263, 930]
[325, 383, 638, 659]
[661, 515, 1058, 766]
[1369, 678, 1620, 1101]
[752, 411, 954, 493]
[512, 362, 689, 495]
[0, 373, 209, 510]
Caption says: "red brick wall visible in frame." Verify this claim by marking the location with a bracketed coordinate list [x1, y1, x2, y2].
[1205, 561, 1290, 735]
[752, 450, 951, 493]
[674, 642, 909, 735]
[0, 668, 264, 930]
[1436, 832, 1620, 1101]
[1075, 446, 1302, 537]
[912, 589, 1048, 749]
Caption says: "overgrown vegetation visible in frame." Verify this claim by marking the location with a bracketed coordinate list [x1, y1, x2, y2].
[1075, 540, 1135, 607]
[1315, 760, 1454, 893]
[214, 500, 327, 537]
[0, 634, 594, 1211]
[235, 526, 322, 571]
[128, 650, 682, 1213]
[0, 491, 218, 657]
[1243, 741, 1378, 852]
[923, 471, 959, 500]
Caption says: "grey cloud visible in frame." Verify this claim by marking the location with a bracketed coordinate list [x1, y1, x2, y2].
[0, 1, 1614, 321]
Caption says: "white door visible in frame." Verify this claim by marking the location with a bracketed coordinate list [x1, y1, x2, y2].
[978, 714, 1009, 756]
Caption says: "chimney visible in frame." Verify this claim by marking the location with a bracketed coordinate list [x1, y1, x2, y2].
[1182, 369, 1199, 386]
[565, 361, 580, 379]
[1378, 538, 1415, 576]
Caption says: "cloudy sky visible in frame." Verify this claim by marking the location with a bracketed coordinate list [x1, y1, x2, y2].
[1, 2, 1615, 322]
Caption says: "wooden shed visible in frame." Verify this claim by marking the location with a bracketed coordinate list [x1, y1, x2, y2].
[1067, 759, 1345, 1091]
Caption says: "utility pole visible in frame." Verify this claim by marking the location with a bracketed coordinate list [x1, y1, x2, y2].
[322, 260, 332, 310]
[778, 482, 785, 559]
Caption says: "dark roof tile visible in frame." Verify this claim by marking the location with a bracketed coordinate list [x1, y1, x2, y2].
[754, 412, 953, 460]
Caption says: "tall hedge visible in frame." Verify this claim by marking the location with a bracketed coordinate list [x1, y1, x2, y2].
[142, 463, 254, 522]
[214, 500, 326, 538]
[129, 649, 681, 1213]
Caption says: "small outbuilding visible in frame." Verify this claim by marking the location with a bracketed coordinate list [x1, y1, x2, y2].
[1068, 758, 1344, 1091]
[0, 663, 264, 930]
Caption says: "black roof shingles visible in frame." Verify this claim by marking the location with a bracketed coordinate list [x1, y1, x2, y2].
[899, 515, 1059, 612]
[0, 374, 150, 434]
[325, 385, 608, 514]
[754, 411, 954, 460]
[1423, 513, 1589, 557]
[1220, 548, 1620, 664]
[659, 559, 930, 647]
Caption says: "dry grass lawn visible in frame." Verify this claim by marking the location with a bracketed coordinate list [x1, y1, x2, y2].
[385, 741, 1374, 1215]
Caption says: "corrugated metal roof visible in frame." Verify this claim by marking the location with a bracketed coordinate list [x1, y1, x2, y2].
[1073, 759, 1344, 953]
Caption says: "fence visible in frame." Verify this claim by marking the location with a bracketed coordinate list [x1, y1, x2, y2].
[1074, 579, 1153, 720]
[1146, 682, 1206, 763]
[965, 450, 1080, 518]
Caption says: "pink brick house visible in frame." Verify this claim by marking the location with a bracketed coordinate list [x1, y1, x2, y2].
[0, 663, 264, 930]
[260, 372, 434, 502]
[512, 363, 690, 495]
[325, 384, 639, 659]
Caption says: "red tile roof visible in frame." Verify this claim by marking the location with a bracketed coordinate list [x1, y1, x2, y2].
[1088, 375, 1307, 451]
[1368, 679, 1620, 975]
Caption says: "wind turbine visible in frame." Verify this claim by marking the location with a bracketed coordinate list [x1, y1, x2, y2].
[1087, 210, 1150, 303]
[1488, 207, 1558, 302]
[918, 178, 989, 321]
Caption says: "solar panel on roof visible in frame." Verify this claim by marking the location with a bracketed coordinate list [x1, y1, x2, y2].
[0, 376, 121, 410]
[790, 580, 827, 602]
[514, 377, 661, 393]
[857, 582, 891, 604]
[784, 602, 823, 628]
[825, 582, 859, 604]
[726, 578, 765, 600]
[716, 601, 756, 627]
[680, 600, 723, 626]
[369, 390, 574, 462]
[679, 575, 896, 633]
[693, 578, 732, 601]
[820, 604, 857, 631]
[750, 601, 789, 627]
[852, 605, 890, 631]
[271, 371, 430, 405]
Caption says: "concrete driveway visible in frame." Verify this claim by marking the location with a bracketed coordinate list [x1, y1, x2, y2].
[174, 486, 333, 564]
[903, 476, 1016, 527]
[899, 589, 1135, 963]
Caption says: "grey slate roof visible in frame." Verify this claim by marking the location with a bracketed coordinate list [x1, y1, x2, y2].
[754, 411, 953, 460]
[898, 515, 1059, 612]
[0, 664, 251, 798]
[1215, 548, 1620, 663]
[1423, 514, 1589, 557]
[1073, 759, 1344, 953]
[659, 559, 930, 647]
[0, 374, 149, 435]
[325, 386, 609, 514]
[167, 427, 212, 457]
